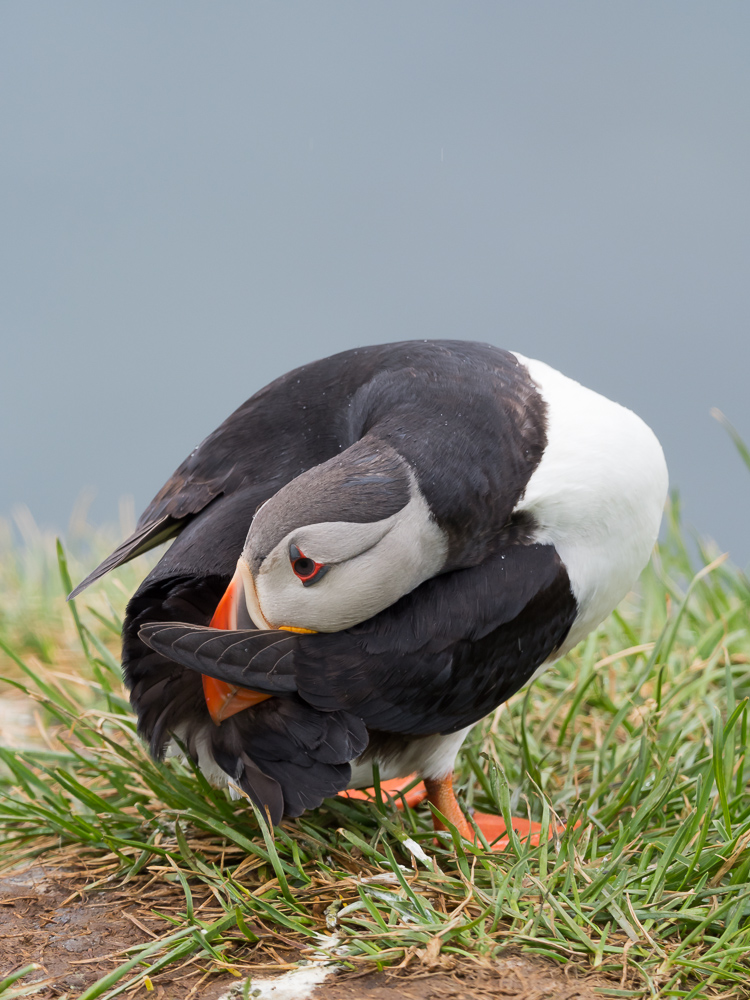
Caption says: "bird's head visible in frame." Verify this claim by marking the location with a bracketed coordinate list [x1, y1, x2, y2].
[215, 441, 447, 634]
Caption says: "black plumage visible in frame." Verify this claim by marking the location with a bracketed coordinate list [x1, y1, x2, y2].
[140, 540, 575, 736]
[73, 340, 579, 824]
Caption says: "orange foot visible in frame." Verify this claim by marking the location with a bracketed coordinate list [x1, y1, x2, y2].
[339, 773, 563, 850]
[338, 775, 429, 810]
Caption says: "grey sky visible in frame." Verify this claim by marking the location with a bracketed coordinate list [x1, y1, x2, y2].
[2, 3, 749, 566]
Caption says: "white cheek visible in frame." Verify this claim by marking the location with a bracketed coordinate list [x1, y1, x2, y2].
[254, 564, 305, 629]
[258, 502, 447, 632]
[251, 476, 447, 633]
[256, 563, 362, 632]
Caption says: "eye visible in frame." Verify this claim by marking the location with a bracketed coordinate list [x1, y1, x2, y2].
[294, 556, 315, 576]
[289, 544, 329, 587]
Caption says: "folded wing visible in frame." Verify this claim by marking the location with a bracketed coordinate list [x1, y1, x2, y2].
[140, 541, 578, 739]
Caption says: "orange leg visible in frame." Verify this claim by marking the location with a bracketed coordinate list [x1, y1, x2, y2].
[343, 772, 565, 850]
[338, 774, 428, 809]
[424, 774, 476, 841]
[431, 773, 577, 848]
[426, 773, 566, 848]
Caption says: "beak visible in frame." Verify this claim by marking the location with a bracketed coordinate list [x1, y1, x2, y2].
[201, 557, 318, 725]
[202, 559, 273, 725]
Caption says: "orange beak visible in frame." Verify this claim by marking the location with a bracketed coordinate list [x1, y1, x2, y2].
[202, 565, 272, 725]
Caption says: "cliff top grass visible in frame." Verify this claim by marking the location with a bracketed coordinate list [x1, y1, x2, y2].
[0, 489, 749, 999]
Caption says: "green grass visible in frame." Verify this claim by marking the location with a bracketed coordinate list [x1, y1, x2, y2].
[1, 499, 750, 999]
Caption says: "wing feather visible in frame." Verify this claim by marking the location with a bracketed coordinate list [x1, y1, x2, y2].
[138, 542, 577, 738]
[138, 623, 299, 693]
[68, 516, 183, 599]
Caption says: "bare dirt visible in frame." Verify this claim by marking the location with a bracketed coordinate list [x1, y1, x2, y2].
[0, 865, 266, 999]
[312, 960, 606, 1000]
[1, 866, 617, 1000]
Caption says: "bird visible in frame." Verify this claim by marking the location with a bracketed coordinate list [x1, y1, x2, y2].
[70, 340, 668, 842]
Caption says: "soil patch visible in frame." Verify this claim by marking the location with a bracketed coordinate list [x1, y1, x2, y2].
[309, 960, 606, 1000]
[0, 866, 255, 998]
[221, 957, 612, 1000]
[1, 867, 616, 1000]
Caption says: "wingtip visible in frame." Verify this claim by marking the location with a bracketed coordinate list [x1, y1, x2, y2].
[67, 576, 93, 602]
[65, 551, 125, 603]
[137, 622, 299, 693]
[66, 560, 115, 601]
[66, 515, 181, 605]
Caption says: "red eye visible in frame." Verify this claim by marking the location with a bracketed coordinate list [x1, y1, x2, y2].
[289, 544, 329, 587]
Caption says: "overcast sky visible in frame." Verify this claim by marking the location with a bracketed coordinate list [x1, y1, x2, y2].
[2, 3, 749, 567]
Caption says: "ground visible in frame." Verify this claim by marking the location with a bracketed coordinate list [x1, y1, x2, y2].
[3, 519, 750, 999]
[1, 866, 616, 999]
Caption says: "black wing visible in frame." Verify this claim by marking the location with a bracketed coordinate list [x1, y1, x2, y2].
[71, 340, 556, 819]
[140, 542, 578, 738]
[99, 347, 386, 819]
[124, 574, 367, 826]
[69, 339, 542, 596]
[138, 622, 300, 694]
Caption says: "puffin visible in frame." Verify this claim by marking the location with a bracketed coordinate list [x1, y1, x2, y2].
[71, 340, 668, 841]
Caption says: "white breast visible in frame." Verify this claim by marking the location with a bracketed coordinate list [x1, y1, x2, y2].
[512, 353, 668, 656]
